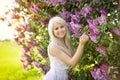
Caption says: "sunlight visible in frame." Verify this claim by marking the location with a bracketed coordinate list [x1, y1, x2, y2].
[0, 0, 17, 40]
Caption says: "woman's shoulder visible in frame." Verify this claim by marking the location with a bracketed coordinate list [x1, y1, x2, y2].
[48, 42, 58, 49]
[48, 42, 61, 56]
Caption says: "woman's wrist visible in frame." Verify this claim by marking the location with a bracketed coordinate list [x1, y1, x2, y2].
[79, 42, 85, 47]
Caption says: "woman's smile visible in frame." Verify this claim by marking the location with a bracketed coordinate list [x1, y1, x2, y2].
[53, 22, 66, 39]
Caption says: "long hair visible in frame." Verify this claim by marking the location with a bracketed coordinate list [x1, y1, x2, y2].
[48, 16, 73, 56]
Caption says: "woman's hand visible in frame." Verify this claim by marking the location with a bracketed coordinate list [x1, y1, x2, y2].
[79, 33, 89, 44]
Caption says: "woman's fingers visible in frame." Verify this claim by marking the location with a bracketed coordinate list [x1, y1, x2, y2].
[79, 33, 89, 43]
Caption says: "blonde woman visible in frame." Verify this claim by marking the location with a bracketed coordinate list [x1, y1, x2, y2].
[44, 16, 89, 80]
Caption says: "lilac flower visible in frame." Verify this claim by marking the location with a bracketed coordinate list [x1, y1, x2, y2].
[44, 65, 50, 72]
[91, 66, 110, 80]
[93, 0, 100, 3]
[70, 0, 82, 2]
[21, 24, 30, 31]
[113, 27, 120, 36]
[39, 47, 46, 53]
[73, 31, 81, 38]
[28, 41, 36, 47]
[69, 21, 83, 31]
[68, 21, 83, 38]
[29, 4, 40, 13]
[80, 9, 87, 18]
[80, 5, 94, 18]
[99, 8, 107, 16]
[23, 64, 29, 71]
[34, 61, 43, 68]
[43, 65, 50, 74]
[91, 68, 102, 80]
[89, 31, 100, 42]
[45, 0, 67, 6]
[97, 15, 107, 25]
[21, 52, 32, 71]
[96, 46, 107, 55]
[59, 8, 71, 19]
[70, 77, 76, 80]
[100, 63, 109, 73]
[87, 19, 100, 42]
[70, 14, 80, 23]
[23, 45, 29, 52]
[21, 53, 31, 63]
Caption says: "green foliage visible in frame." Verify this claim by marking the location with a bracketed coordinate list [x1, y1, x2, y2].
[13, 0, 120, 79]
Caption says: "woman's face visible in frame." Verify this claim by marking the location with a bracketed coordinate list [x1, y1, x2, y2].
[53, 22, 66, 39]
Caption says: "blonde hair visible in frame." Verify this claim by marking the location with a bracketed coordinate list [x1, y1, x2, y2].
[48, 16, 73, 55]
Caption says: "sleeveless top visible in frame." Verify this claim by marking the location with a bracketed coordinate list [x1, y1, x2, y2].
[44, 43, 70, 80]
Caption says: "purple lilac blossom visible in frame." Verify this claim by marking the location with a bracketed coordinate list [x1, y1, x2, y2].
[97, 16, 107, 25]
[70, 77, 76, 80]
[73, 31, 81, 38]
[96, 46, 107, 55]
[113, 27, 120, 36]
[44, 0, 67, 6]
[29, 4, 40, 13]
[67, 22, 82, 38]
[100, 8, 107, 16]
[68, 21, 83, 38]
[93, 0, 100, 3]
[70, 14, 80, 23]
[28, 41, 36, 47]
[80, 5, 94, 18]
[21, 53, 31, 63]
[70, 0, 82, 2]
[34, 61, 43, 68]
[69, 21, 83, 31]
[21, 52, 32, 71]
[80, 9, 87, 18]
[39, 47, 46, 53]
[59, 8, 71, 19]
[91, 68, 102, 80]
[43, 65, 50, 74]
[91, 67, 110, 80]
[87, 19, 100, 42]
[100, 63, 109, 73]
[100, 63, 111, 79]
[23, 45, 29, 52]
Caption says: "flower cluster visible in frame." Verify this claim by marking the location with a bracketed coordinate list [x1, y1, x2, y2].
[13, 0, 120, 79]
[91, 62, 118, 80]
[34, 61, 50, 74]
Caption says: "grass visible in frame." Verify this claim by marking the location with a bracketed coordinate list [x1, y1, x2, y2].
[0, 40, 43, 80]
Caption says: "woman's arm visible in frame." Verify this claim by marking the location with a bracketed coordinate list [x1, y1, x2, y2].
[49, 33, 89, 67]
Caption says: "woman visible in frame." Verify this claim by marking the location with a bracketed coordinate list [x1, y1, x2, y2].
[44, 16, 89, 80]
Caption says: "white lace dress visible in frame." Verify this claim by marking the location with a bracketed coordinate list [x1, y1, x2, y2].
[44, 47, 69, 80]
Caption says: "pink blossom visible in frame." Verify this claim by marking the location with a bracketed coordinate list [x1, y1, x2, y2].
[113, 27, 120, 36]
[97, 15, 107, 25]
[96, 46, 107, 55]
[59, 8, 71, 19]
[29, 4, 40, 13]
[93, 0, 100, 3]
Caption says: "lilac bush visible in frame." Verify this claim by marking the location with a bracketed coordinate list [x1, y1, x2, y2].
[8, 0, 120, 79]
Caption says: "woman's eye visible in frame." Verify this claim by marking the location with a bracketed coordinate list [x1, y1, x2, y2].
[61, 26, 64, 28]
[55, 27, 58, 30]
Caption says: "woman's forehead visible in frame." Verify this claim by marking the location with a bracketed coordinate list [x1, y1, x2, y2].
[53, 22, 63, 27]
